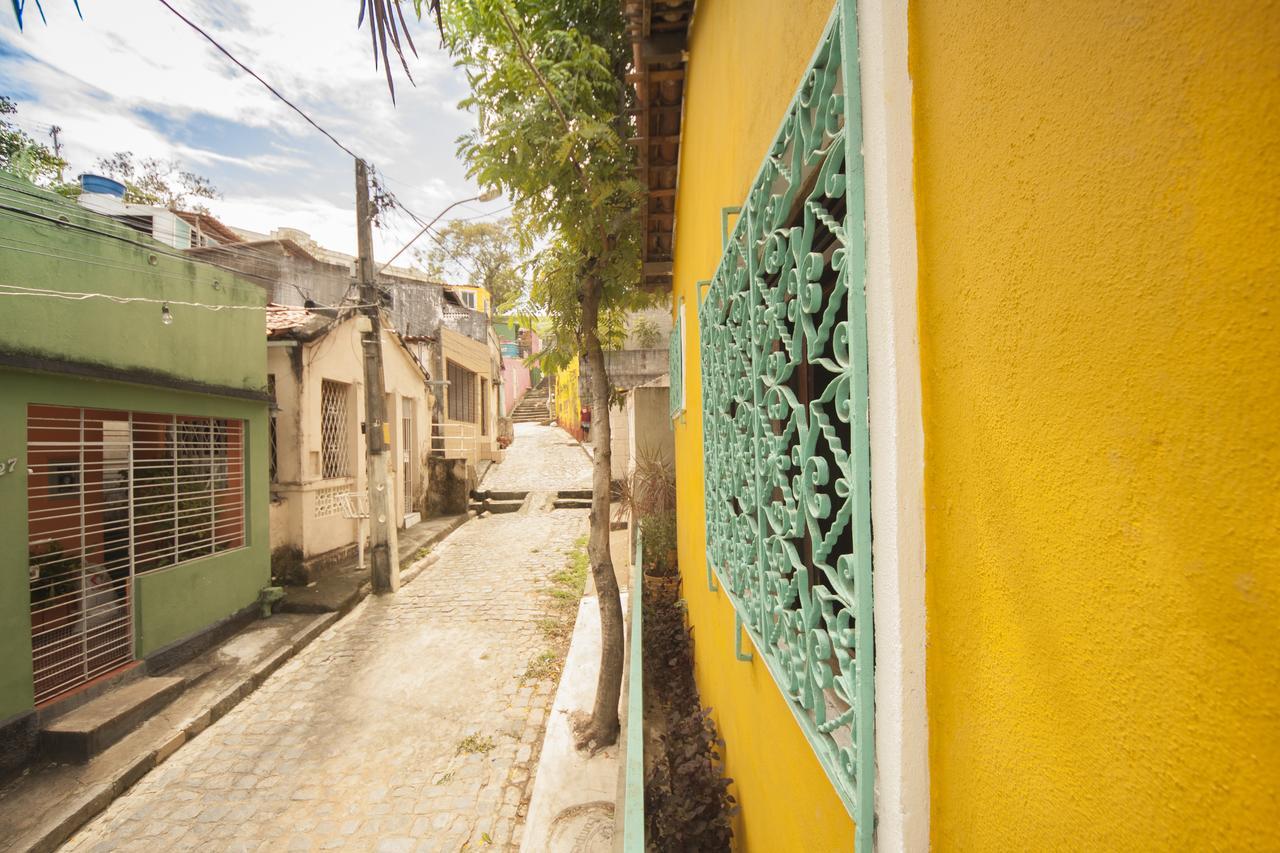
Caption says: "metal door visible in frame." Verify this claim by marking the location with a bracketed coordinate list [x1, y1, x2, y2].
[401, 396, 415, 516]
[27, 407, 134, 704]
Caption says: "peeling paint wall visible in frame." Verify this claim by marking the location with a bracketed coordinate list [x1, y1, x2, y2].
[912, 1, 1280, 847]
[266, 320, 433, 561]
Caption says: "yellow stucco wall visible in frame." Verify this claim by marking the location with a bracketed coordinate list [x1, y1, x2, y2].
[446, 284, 492, 315]
[912, 1, 1280, 848]
[554, 357, 582, 438]
[671, 1, 856, 849]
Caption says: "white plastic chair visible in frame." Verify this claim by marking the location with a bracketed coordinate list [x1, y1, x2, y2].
[339, 491, 370, 569]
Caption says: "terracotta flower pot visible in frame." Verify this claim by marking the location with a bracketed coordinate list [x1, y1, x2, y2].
[644, 568, 680, 601]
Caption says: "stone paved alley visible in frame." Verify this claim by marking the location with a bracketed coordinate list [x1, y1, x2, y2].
[61, 424, 591, 853]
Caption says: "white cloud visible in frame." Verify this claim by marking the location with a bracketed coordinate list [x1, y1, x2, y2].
[1, 0, 505, 269]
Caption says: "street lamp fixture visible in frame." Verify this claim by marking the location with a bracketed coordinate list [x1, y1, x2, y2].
[377, 187, 503, 275]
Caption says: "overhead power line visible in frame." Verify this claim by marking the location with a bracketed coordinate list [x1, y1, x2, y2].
[0, 282, 375, 311]
[154, 0, 362, 163]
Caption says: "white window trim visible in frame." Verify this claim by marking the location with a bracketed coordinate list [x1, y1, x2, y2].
[860, 0, 930, 849]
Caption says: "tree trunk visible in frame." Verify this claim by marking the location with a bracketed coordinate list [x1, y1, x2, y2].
[576, 271, 625, 750]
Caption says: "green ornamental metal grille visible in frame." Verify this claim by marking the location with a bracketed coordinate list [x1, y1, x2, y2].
[697, 2, 873, 846]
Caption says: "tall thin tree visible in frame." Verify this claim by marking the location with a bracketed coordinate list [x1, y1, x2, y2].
[437, 0, 647, 748]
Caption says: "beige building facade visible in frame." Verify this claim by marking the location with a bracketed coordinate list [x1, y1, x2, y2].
[434, 326, 504, 467]
[266, 307, 433, 567]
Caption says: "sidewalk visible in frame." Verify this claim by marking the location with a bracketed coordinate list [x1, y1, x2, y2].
[0, 514, 469, 853]
[53, 423, 595, 852]
[278, 513, 469, 613]
[0, 612, 334, 853]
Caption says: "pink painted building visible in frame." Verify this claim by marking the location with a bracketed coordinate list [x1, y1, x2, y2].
[498, 323, 541, 414]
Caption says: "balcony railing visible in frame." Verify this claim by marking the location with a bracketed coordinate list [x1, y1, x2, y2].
[429, 420, 483, 469]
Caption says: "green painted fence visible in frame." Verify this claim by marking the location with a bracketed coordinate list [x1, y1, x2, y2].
[621, 531, 645, 851]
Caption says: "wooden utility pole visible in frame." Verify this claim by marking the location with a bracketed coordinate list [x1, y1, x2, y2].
[48, 126, 64, 182]
[355, 159, 398, 594]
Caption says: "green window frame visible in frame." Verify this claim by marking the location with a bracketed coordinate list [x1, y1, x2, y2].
[697, 1, 873, 846]
[669, 298, 686, 419]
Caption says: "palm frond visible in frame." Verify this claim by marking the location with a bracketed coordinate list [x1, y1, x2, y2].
[359, 0, 438, 103]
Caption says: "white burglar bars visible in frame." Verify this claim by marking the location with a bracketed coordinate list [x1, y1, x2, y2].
[320, 380, 350, 479]
[26, 405, 246, 704]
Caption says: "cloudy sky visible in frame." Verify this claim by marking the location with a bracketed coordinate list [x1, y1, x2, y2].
[0, 0, 504, 259]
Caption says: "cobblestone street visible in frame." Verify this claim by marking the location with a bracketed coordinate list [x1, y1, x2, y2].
[62, 424, 591, 852]
[483, 424, 592, 493]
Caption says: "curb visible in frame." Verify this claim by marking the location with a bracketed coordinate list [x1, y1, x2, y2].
[25, 511, 476, 853]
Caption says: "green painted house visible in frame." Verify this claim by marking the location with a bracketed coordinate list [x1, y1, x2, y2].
[0, 173, 270, 772]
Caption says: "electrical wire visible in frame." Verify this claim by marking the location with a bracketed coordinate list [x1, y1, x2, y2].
[153, 0, 363, 163]
[386, 198, 485, 285]
[0, 191, 366, 289]
[0, 208, 297, 289]
[0, 282, 375, 311]
[455, 203, 512, 221]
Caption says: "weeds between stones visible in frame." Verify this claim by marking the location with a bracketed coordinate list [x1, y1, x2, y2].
[521, 536, 589, 685]
[523, 650, 560, 682]
[456, 734, 496, 756]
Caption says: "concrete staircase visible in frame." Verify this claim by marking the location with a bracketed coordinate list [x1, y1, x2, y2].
[40, 673, 200, 763]
[510, 380, 551, 424]
[553, 488, 592, 510]
[469, 489, 528, 515]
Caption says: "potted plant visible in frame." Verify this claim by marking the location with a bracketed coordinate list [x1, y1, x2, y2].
[28, 541, 82, 629]
[614, 447, 681, 599]
[641, 510, 680, 600]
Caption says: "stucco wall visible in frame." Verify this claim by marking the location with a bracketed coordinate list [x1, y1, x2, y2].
[267, 320, 433, 560]
[439, 327, 501, 460]
[0, 373, 269, 722]
[554, 358, 582, 440]
[626, 385, 674, 474]
[501, 356, 532, 415]
[912, 1, 1280, 847]
[0, 175, 265, 394]
[384, 277, 446, 341]
[0, 178, 269, 723]
[669, 1, 857, 849]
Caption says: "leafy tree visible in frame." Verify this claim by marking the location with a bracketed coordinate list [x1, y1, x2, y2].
[94, 151, 219, 212]
[0, 96, 77, 196]
[629, 315, 662, 349]
[415, 217, 527, 309]
[438, 0, 648, 748]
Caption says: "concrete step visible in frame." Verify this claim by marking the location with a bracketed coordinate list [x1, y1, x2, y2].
[471, 489, 529, 501]
[553, 499, 592, 510]
[470, 499, 524, 515]
[557, 489, 593, 500]
[471, 494, 524, 514]
[41, 676, 187, 763]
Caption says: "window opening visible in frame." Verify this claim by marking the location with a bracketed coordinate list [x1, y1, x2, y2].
[446, 361, 477, 423]
[696, 4, 874, 843]
[27, 405, 246, 704]
[320, 380, 351, 479]
[268, 374, 278, 483]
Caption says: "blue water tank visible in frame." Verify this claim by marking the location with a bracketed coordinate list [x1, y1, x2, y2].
[79, 174, 126, 198]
